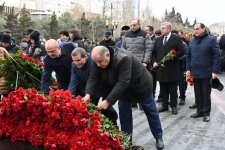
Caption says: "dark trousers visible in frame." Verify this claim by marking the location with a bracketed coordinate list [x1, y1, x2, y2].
[160, 82, 178, 108]
[193, 78, 211, 116]
[150, 70, 157, 98]
[118, 94, 163, 140]
[178, 71, 187, 100]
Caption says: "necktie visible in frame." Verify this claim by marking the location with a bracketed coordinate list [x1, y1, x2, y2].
[163, 36, 167, 45]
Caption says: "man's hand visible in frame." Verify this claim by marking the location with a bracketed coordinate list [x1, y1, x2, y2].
[186, 70, 191, 76]
[97, 100, 110, 110]
[153, 62, 158, 68]
[142, 63, 147, 67]
[212, 73, 218, 79]
[82, 94, 91, 103]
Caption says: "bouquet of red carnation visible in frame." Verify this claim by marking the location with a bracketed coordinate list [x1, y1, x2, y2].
[0, 88, 131, 150]
[158, 49, 177, 67]
[185, 71, 193, 86]
[0, 51, 43, 90]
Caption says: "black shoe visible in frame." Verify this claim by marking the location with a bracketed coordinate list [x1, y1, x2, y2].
[178, 99, 185, 106]
[171, 107, 178, 115]
[156, 139, 164, 150]
[156, 98, 162, 103]
[203, 116, 210, 122]
[189, 104, 197, 109]
[190, 113, 203, 118]
[158, 107, 168, 112]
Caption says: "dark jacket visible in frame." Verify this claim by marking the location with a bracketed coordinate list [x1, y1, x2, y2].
[68, 55, 92, 96]
[186, 33, 221, 78]
[99, 39, 115, 47]
[85, 46, 153, 105]
[152, 33, 185, 82]
[68, 55, 111, 97]
[0, 42, 20, 54]
[41, 42, 76, 94]
[179, 41, 188, 71]
[26, 43, 46, 60]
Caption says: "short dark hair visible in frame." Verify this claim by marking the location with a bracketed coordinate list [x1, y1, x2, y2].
[146, 25, 154, 32]
[71, 47, 86, 58]
[131, 19, 140, 25]
[171, 30, 178, 35]
[59, 30, 69, 37]
[26, 28, 34, 35]
[195, 22, 205, 29]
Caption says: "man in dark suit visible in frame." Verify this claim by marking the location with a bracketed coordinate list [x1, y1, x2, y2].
[152, 22, 185, 115]
[41, 39, 76, 95]
[82, 46, 164, 150]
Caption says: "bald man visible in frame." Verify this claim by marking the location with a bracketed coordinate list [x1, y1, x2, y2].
[83, 46, 164, 149]
[41, 39, 76, 94]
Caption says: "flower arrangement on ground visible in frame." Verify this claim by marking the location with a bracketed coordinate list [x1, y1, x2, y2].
[0, 88, 130, 150]
[0, 50, 43, 90]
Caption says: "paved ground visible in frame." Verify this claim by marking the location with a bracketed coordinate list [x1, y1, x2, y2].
[115, 72, 225, 150]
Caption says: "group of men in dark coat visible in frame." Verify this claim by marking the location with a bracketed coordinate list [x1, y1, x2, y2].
[39, 19, 221, 150]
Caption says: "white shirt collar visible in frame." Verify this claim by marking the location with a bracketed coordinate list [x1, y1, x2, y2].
[164, 32, 172, 40]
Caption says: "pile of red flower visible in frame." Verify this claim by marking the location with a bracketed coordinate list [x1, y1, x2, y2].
[19, 54, 44, 68]
[0, 88, 130, 150]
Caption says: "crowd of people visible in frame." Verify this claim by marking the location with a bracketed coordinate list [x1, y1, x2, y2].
[0, 19, 224, 150]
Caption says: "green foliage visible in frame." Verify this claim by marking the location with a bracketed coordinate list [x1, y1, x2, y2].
[89, 17, 106, 42]
[49, 11, 59, 39]
[16, 5, 33, 42]
[79, 12, 91, 37]
[4, 7, 19, 36]
[0, 2, 5, 31]
[33, 17, 51, 39]
[58, 12, 76, 31]
[164, 7, 183, 24]
[0, 52, 43, 90]
[87, 103, 131, 149]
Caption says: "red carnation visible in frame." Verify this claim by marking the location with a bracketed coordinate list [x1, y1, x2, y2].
[171, 49, 177, 55]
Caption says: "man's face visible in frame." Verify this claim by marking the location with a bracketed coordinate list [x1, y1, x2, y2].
[72, 54, 87, 69]
[60, 34, 68, 41]
[160, 24, 171, 36]
[145, 27, 153, 36]
[2, 42, 10, 48]
[30, 39, 35, 45]
[104, 35, 112, 40]
[46, 45, 61, 58]
[92, 51, 110, 69]
[130, 20, 140, 32]
[194, 24, 205, 37]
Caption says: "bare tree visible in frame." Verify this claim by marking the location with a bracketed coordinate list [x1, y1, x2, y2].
[71, 3, 84, 20]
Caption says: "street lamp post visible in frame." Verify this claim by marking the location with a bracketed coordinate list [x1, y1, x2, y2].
[105, 19, 118, 37]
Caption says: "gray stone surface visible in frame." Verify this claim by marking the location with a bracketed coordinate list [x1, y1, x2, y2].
[114, 73, 225, 150]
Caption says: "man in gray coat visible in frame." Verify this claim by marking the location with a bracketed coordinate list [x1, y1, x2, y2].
[122, 19, 154, 109]
[83, 46, 164, 150]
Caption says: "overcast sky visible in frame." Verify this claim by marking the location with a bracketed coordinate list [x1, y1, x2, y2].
[148, 0, 224, 26]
